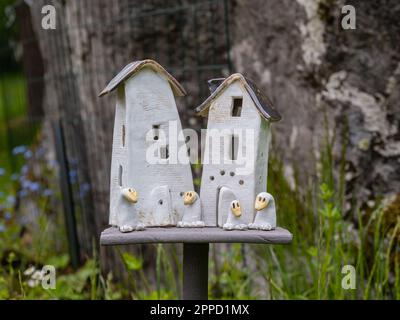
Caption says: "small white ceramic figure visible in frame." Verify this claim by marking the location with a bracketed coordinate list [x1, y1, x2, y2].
[177, 191, 205, 227]
[248, 192, 276, 231]
[118, 188, 145, 232]
[223, 200, 248, 231]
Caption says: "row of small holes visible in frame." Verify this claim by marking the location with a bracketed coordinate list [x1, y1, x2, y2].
[154, 135, 191, 142]
[209, 175, 244, 185]
[216, 170, 235, 176]
[210, 170, 236, 179]
[156, 192, 195, 204]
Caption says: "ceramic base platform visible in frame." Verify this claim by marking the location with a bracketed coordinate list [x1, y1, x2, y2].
[100, 226, 292, 245]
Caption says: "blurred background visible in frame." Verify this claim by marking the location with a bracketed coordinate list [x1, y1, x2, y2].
[0, 0, 399, 299]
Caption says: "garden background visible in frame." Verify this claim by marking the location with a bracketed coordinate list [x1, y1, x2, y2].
[0, 0, 399, 299]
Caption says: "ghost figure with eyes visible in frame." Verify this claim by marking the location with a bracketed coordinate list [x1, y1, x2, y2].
[248, 192, 276, 231]
[177, 191, 205, 227]
[223, 200, 248, 231]
[118, 188, 145, 233]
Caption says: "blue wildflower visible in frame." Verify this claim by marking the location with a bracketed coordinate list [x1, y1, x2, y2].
[43, 189, 53, 197]
[12, 145, 27, 155]
[18, 190, 28, 198]
[11, 173, 19, 181]
[69, 170, 78, 183]
[21, 180, 40, 192]
[21, 178, 31, 189]
[79, 183, 91, 198]
[49, 159, 58, 167]
[4, 211, 12, 220]
[0, 167, 5, 176]
[24, 150, 33, 159]
[69, 158, 78, 166]
[28, 182, 40, 192]
[35, 147, 45, 158]
[0, 224, 5, 232]
[21, 165, 29, 175]
[6, 195, 15, 205]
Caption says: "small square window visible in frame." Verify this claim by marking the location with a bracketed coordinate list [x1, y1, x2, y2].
[118, 165, 123, 186]
[152, 124, 160, 140]
[160, 145, 169, 159]
[122, 125, 125, 146]
[231, 97, 243, 117]
[230, 135, 239, 160]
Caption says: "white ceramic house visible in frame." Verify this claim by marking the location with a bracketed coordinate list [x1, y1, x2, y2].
[196, 73, 281, 227]
[100, 59, 194, 229]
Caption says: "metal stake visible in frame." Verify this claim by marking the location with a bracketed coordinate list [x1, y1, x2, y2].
[53, 120, 80, 269]
[182, 243, 209, 300]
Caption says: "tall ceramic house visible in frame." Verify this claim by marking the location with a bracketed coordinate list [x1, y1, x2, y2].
[196, 73, 281, 227]
[100, 59, 194, 228]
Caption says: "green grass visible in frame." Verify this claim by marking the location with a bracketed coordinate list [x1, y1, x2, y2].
[0, 74, 28, 122]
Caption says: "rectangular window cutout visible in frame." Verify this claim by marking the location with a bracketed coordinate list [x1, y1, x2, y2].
[231, 97, 243, 117]
[122, 125, 125, 147]
[152, 124, 160, 140]
[230, 135, 239, 160]
[118, 165, 123, 186]
[160, 145, 169, 159]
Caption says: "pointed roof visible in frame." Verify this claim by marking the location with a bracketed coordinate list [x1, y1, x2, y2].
[196, 73, 281, 122]
[99, 59, 186, 97]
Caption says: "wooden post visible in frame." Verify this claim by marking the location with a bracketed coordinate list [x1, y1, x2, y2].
[182, 243, 209, 300]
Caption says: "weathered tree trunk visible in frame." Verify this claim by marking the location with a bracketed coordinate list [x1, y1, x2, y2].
[230, 0, 400, 213]
[15, 2, 45, 119]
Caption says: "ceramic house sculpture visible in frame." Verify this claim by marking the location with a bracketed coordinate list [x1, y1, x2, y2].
[196, 73, 281, 229]
[100, 59, 194, 230]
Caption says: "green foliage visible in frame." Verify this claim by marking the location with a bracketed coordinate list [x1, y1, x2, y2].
[0, 210, 124, 300]
[209, 244, 255, 299]
[117, 245, 181, 300]
[121, 252, 143, 271]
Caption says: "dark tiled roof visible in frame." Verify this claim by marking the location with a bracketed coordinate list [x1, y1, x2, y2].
[196, 73, 281, 122]
[99, 59, 186, 97]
